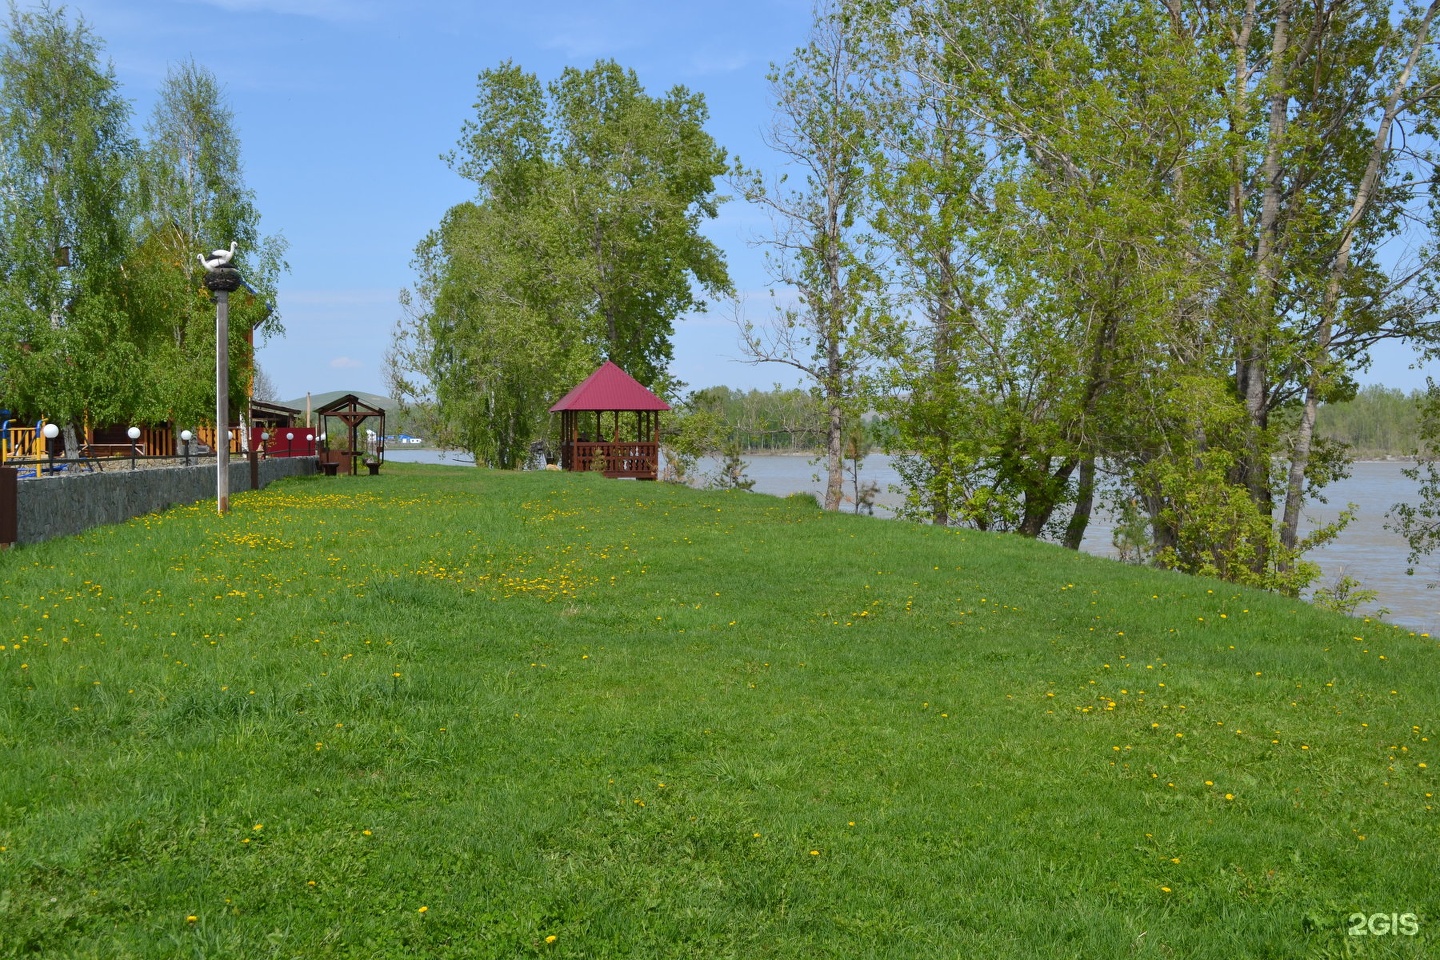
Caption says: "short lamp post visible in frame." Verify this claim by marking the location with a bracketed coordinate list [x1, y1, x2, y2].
[180, 430, 193, 466]
[41, 423, 58, 474]
[127, 426, 141, 470]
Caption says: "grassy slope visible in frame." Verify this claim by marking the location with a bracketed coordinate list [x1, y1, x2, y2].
[0, 465, 1436, 959]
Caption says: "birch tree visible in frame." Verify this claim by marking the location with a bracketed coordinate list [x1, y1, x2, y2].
[132, 58, 286, 428]
[0, 2, 136, 450]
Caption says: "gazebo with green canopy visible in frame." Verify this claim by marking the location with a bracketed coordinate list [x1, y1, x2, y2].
[550, 361, 669, 480]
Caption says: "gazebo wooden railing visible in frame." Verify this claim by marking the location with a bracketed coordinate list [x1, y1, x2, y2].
[566, 441, 659, 478]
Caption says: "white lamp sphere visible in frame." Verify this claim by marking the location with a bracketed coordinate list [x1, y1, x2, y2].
[180, 430, 193, 442]
[127, 426, 141, 440]
[286, 432, 294, 441]
[42, 423, 59, 439]
[261, 432, 270, 441]
[305, 433, 313, 442]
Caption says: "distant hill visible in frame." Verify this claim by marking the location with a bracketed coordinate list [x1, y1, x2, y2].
[276, 390, 432, 439]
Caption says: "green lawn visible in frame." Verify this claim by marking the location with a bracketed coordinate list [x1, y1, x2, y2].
[1, 464, 1436, 958]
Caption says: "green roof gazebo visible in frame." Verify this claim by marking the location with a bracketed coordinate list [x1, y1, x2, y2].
[550, 361, 669, 480]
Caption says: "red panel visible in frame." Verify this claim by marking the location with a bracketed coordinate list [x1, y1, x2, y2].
[255, 427, 318, 458]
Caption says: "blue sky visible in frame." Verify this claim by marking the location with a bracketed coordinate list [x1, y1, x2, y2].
[63, 1, 1439, 403]
[75, 0, 815, 403]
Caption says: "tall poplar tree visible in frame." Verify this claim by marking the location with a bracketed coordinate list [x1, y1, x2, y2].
[132, 58, 286, 429]
[0, 1, 137, 449]
[735, 2, 884, 511]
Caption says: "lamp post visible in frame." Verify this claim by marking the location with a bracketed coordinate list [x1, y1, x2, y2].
[202, 243, 240, 515]
[180, 430, 193, 466]
[41, 423, 58, 475]
[127, 426, 141, 470]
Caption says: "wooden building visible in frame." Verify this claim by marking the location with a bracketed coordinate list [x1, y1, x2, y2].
[551, 361, 669, 480]
[315, 394, 386, 476]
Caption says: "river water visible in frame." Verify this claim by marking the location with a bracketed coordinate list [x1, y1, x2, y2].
[387, 449, 1435, 631]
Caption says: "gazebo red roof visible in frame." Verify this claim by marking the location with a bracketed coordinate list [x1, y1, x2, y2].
[549, 361, 671, 412]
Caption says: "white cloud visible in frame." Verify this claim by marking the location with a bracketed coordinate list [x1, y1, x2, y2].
[329, 356, 364, 369]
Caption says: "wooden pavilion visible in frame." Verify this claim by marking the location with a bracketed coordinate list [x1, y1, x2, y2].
[315, 394, 386, 476]
[550, 361, 669, 480]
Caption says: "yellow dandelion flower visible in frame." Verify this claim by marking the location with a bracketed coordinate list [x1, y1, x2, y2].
[418, 906, 428, 914]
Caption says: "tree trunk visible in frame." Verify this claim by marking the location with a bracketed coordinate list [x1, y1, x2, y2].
[824, 397, 844, 511]
[1235, 0, 1293, 572]
[1018, 457, 1078, 537]
[1063, 457, 1096, 550]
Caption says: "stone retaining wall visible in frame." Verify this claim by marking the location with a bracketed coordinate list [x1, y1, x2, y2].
[9, 457, 316, 546]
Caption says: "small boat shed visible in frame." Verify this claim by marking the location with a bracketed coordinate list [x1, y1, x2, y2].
[550, 361, 669, 480]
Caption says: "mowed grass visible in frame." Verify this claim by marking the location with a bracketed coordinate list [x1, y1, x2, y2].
[0, 463, 1436, 959]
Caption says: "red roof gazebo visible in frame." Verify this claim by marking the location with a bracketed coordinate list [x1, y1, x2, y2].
[550, 361, 669, 480]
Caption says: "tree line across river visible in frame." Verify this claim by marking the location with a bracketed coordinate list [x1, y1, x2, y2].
[648, 384, 1432, 461]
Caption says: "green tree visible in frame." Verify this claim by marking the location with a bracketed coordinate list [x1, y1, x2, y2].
[854, 0, 1440, 594]
[1388, 380, 1440, 582]
[868, 0, 1220, 547]
[0, 1, 137, 450]
[734, 1, 885, 511]
[391, 199, 593, 468]
[390, 60, 731, 466]
[131, 58, 286, 431]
